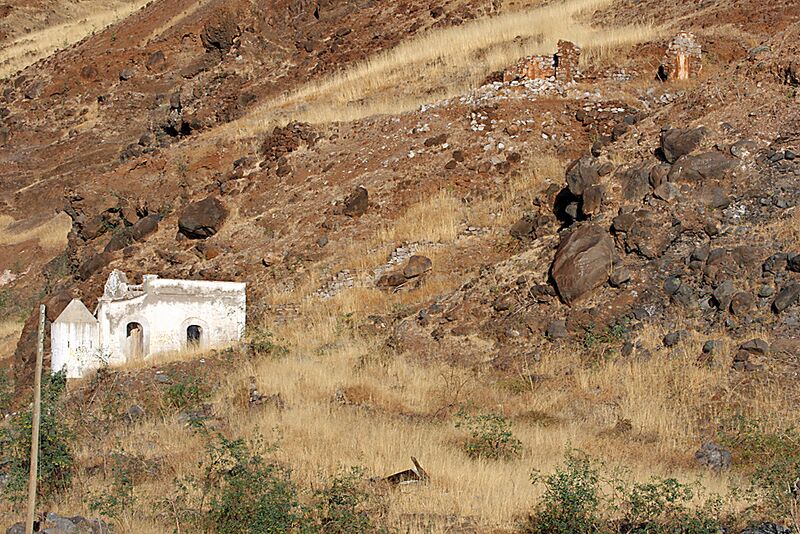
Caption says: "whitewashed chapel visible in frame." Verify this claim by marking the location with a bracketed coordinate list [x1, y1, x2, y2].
[51, 270, 246, 378]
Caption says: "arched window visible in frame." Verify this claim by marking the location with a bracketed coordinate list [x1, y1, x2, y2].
[187, 324, 203, 346]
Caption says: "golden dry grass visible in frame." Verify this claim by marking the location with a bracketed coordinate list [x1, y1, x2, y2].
[0, 212, 72, 251]
[0, 319, 23, 360]
[2, 254, 793, 531]
[0, 0, 151, 79]
[220, 0, 657, 137]
[42, 309, 770, 532]
[378, 190, 464, 245]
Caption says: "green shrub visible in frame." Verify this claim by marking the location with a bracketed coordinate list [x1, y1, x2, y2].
[455, 412, 522, 461]
[528, 451, 602, 533]
[0, 369, 11, 413]
[163, 375, 209, 411]
[619, 477, 722, 533]
[88, 451, 137, 519]
[528, 452, 725, 534]
[247, 326, 288, 358]
[718, 415, 800, 523]
[0, 370, 74, 503]
[172, 435, 299, 533]
[302, 467, 382, 533]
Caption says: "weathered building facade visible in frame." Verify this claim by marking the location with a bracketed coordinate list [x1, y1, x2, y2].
[51, 270, 246, 378]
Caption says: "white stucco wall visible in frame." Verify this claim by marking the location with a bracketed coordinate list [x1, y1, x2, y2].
[96, 277, 246, 364]
[51, 321, 101, 379]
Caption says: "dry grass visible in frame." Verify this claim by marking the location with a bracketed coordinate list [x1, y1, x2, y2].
[0, 0, 151, 79]
[2, 280, 793, 531]
[0, 319, 23, 360]
[0, 213, 72, 251]
[70, 313, 755, 531]
[378, 190, 464, 245]
[221, 0, 656, 137]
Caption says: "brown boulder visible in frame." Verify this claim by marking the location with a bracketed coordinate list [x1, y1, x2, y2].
[403, 255, 432, 278]
[201, 16, 239, 53]
[342, 186, 369, 217]
[377, 272, 406, 288]
[660, 127, 708, 163]
[146, 51, 166, 71]
[668, 152, 738, 182]
[78, 252, 113, 280]
[565, 156, 599, 196]
[131, 214, 160, 241]
[178, 197, 227, 239]
[12, 290, 73, 388]
[551, 224, 615, 305]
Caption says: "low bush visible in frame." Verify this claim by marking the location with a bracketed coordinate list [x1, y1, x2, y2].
[718, 415, 800, 525]
[455, 411, 522, 461]
[529, 451, 602, 533]
[88, 451, 137, 520]
[170, 435, 299, 533]
[0, 369, 11, 413]
[618, 477, 723, 533]
[527, 451, 725, 534]
[0, 370, 74, 503]
[163, 374, 209, 411]
[302, 467, 384, 533]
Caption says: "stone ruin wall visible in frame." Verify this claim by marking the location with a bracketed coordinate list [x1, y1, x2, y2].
[503, 40, 580, 83]
[660, 32, 702, 81]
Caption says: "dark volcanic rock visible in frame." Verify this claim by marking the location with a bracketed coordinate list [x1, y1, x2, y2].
[694, 441, 732, 471]
[551, 224, 615, 305]
[660, 126, 708, 163]
[773, 283, 800, 312]
[739, 523, 792, 534]
[78, 252, 113, 280]
[668, 152, 738, 182]
[201, 16, 239, 53]
[178, 197, 227, 239]
[130, 215, 160, 241]
[565, 156, 599, 196]
[342, 186, 369, 217]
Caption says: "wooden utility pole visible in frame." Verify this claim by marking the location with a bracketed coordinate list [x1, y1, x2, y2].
[25, 304, 46, 534]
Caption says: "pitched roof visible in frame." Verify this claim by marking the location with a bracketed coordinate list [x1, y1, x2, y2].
[53, 299, 97, 324]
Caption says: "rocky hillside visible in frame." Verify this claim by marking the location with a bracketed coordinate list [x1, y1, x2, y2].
[2, 0, 800, 532]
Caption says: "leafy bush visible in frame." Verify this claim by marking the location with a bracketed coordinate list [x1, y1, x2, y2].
[455, 412, 522, 461]
[247, 326, 288, 358]
[0, 369, 11, 413]
[88, 451, 137, 519]
[302, 467, 382, 533]
[528, 452, 723, 534]
[618, 477, 722, 533]
[718, 415, 800, 523]
[163, 374, 209, 411]
[529, 451, 602, 533]
[169, 435, 299, 533]
[0, 370, 74, 503]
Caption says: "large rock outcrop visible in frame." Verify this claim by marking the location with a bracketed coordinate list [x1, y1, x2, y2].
[551, 224, 615, 305]
[178, 197, 228, 239]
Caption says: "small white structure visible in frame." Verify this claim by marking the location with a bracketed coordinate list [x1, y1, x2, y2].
[51, 270, 246, 378]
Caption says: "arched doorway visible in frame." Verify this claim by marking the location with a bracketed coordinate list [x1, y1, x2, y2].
[126, 322, 144, 361]
[187, 324, 203, 347]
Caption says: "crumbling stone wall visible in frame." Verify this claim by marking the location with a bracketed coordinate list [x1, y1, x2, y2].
[659, 32, 702, 81]
[503, 40, 581, 83]
[554, 40, 581, 83]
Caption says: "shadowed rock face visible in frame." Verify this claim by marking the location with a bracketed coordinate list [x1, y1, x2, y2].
[660, 126, 708, 163]
[551, 224, 614, 305]
[178, 197, 227, 239]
